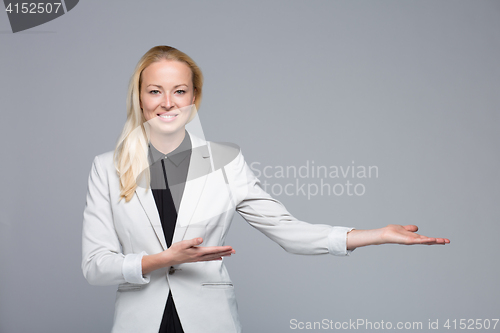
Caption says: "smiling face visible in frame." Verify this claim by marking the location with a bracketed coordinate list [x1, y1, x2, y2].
[140, 59, 196, 135]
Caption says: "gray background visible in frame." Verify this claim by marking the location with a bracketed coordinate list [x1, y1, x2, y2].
[1, 1, 499, 332]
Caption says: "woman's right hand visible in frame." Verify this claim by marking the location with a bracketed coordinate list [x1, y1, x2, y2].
[142, 238, 235, 275]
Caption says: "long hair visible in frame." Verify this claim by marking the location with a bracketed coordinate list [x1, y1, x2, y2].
[114, 46, 204, 202]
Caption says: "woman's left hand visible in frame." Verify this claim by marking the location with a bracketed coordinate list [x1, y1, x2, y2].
[346, 224, 450, 250]
[380, 224, 450, 245]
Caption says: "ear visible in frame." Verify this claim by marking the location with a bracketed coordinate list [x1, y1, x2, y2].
[192, 88, 196, 105]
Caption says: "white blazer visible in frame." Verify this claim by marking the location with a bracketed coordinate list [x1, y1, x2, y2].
[82, 132, 352, 333]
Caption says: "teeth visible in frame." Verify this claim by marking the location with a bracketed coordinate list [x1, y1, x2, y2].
[159, 114, 177, 118]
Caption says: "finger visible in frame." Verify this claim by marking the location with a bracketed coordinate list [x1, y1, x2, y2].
[435, 238, 450, 244]
[199, 249, 234, 260]
[201, 249, 234, 258]
[418, 238, 451, 245]
[198, 256, 223, 262]
[422, 241, 445, 245]
[217, 252, 234, 258]
[198, 245, 234, 255]
[201, 254, 230, 262]
[419, 237, 450, 245]
[223, 249, 236, 255]
[407, 236, 436, 244]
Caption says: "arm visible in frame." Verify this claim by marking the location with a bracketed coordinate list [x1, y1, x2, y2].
[230, 151, 352, 256]
[346, 224, 450, 250]
[230, 151, 449, 255]
[82, 155, 128, 286]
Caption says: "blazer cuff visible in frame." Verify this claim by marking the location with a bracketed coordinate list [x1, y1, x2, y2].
[122, 251, 150, 284]
[328, 227, 355, 256]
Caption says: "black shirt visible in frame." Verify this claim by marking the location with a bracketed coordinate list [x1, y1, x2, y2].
[148, 130, 192, 333]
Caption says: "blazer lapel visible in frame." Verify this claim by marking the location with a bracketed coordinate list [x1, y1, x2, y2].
[135, 185, 168, 251]
[172, 135, 211, 244]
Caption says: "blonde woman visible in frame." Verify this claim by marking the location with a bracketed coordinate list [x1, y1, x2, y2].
[82, 45, 450, 333]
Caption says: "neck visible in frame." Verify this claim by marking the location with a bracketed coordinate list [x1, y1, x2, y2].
[149, 129, 186, 155]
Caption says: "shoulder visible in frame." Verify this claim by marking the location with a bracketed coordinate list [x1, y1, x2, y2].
[94, 150, 115, 166]
[208, 141, 242, 170]
[89, 150, 116, 175]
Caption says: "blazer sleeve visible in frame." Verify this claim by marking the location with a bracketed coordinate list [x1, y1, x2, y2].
[230, 150, 354, 256]
[81, 154, 150, 286]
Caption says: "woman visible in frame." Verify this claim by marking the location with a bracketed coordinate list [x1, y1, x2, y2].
[82, 45, 449, 333]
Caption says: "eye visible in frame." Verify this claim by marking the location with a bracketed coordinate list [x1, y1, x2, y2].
[149, 90, 160, 95]
[175, 90, 186, 95]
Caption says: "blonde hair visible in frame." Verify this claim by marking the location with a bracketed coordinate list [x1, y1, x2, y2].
[114, 46, 204, 202]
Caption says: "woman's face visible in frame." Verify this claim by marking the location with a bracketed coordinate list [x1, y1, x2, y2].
[140, 59, 195, 135]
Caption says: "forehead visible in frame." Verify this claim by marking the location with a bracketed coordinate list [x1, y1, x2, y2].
[141, 59, 192, 85]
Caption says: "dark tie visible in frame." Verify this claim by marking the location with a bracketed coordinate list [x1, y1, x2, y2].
[156, 158, 177, 247]
[152, 158, 184, 333]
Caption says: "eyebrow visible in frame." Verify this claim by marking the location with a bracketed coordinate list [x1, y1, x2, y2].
[146, 84, 189, 89]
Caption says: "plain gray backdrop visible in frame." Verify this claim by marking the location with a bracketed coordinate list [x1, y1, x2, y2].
[1, 1, 499, 332]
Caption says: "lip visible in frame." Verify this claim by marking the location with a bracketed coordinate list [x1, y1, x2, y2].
[157, 112, 179, 123]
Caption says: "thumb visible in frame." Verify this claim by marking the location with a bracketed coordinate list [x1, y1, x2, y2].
[188, 237, 203, 247]
[403, 225, 418, 232]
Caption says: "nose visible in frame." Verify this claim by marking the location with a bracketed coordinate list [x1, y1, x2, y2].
[161, 93, 175, 110]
